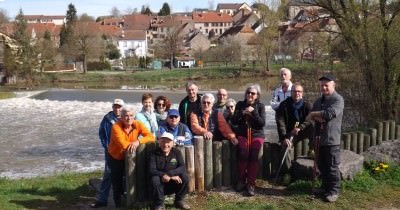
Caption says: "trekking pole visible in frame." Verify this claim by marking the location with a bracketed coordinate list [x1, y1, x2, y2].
[273, 122, 299, 186]
[311, 123, 323, 195]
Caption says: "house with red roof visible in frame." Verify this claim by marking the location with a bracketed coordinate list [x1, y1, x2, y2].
[23, 15, 66, 25]
[192, 12, 233, 36]
[216, 3, 252, 16]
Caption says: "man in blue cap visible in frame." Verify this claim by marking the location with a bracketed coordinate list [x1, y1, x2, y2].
[158, 109, 193, 146]
[306, 74, 344, 202]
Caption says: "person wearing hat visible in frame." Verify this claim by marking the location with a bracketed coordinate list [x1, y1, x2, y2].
[149, 132, 190, 210]
[306, 74, 344, 202]
[158, 109, 193, 146]
[90, 98, 124, 208]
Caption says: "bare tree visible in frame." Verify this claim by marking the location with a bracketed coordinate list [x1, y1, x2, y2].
[110, 6, 121, 17]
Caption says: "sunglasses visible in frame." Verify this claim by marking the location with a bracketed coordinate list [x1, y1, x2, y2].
[202, 101, 211, 105]
[157, 103, 165, 107]
[246, 91, 257, 96]
[168, 115, 178, 119]
[226, 105, 234, 108]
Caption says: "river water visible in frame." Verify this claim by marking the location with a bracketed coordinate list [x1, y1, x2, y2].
[0, 89, 277, 179]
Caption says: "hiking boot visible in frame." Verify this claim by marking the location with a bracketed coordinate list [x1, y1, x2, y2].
[174, 200, 190, 210]
[307, 149, 315, 159]
[235, 182, 246, 192]
[246, 184, 255, 196]
[325, 194, 339, 202]
[89, 201, 107, 208]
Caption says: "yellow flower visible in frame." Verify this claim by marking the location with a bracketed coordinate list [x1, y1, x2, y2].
[374, 167, 381, 171]
[381, 164, 389, 169]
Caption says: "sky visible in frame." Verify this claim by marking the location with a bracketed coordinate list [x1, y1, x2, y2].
[0, 0, 259, 19]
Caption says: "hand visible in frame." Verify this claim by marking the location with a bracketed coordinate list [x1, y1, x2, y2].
[243, 106, 254, 115]
[291, 128, 301, 136]
[231, 137, 239, 145]
[161, 174, 171, 183]
[283, 138, 292, 148]
[127, 140, 139, 153]
[204, 132, 213, 140]
[170, 176, 182, 184]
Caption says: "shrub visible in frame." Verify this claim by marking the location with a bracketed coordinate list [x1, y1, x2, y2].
[87, 61, 111, 71]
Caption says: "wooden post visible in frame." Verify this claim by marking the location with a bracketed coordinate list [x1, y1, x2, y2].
[212, 141, 222, 188]
[302, 138, 309, 156]
[396, 125, 400, 140]
[175, 146, 186, 163]
[185, 146, 195, 193]
[350, 132, 358, 152]
[377, 121, 383, 145]
[357, 132, 364, 154]
[383, 121, 390, 142]
[194, 136, 205, 192]
[294, 141, 302, 159]
[263, 142, 271, 179]
[222, 140, 231, 187]
[136, 144, 147, 201]
[364, 134, 370, 152]
[125, 151, 137, 207]
[389, 120, 396, 140]
[145, 143, 156, 199]
[270, 143, 280, 178]
[257, 142, 264, 179]
[369, 128, 377, 146]
[204, 139, 213, 190]
[230, 144, 238, 185]
[342, 133, 351, 150]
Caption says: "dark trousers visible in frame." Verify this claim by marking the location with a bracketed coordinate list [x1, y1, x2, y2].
[318, 145, 341, 195]
[108, 154, 125, 207]
[151, 173, 189, 206]
[237, 136, 264, 186]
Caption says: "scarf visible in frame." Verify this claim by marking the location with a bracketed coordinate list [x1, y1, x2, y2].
[290, 98, 304, 121]
[142, 108, 157, 133]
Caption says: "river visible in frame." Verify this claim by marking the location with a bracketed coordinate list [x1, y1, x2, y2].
[0, 89, 277, 179]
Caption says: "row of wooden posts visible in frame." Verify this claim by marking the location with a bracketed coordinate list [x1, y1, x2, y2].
[124, 120, 399, 207]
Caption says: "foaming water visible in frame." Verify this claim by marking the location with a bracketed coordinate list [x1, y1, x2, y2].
[0, 90, 277, 179]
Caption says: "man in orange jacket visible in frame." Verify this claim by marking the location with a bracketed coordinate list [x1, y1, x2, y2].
[108, 106, 155, 207]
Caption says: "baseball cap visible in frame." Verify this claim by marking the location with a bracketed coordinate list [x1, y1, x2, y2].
[167, 109, 179, 117]
[319, 74, 335, 82]
[113, 98, 125, 106]
[160, 132, 175, 141]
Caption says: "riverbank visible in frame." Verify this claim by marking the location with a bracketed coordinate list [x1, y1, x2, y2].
[1, 165, 399, 210]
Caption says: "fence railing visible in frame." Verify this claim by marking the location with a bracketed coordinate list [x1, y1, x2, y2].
[124, 120, 399, 207]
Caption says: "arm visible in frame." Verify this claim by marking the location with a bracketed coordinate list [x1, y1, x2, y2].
[270, 88, 280, 111]
[217, 112, 236, 141]
[250, 103, 266, 128]
[110, 124, 130, 150]
[99, 117, 108, 149]
[148, 151, 166, 177]
[298, 102, 313, 130]
[321, 96, 344, 121]
[136, 121, 156, 144]
[190, 112, 208, 135]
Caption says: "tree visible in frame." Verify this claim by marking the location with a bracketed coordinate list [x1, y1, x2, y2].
[105, 43, 121, 60]
[38, 30, 56, 72]
[158, 3, 171, 16]
[308, 0, 400, 120]
[141, 5, 152, 15]
[110, 6, 121, 17]
[79, 13, 95, 22]
[60, 3, 77, 47]
[0, 9, 9, 25]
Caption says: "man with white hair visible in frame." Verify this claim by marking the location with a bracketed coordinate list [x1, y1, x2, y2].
[270, 68, 293, 111]
[90, 98, 124, 208]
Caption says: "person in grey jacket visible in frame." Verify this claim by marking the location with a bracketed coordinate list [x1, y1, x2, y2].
[306, 74, 344, 202]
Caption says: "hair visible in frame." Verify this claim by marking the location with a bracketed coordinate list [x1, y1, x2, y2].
[226, 98, 236, 106]
[244, 83, 261, 100]
[280, 67, 292, 76]
[154, 95, 171, 111]
[121, 105, 137, 117]
[201, 93, 215, 104]
[291, 82, 303, 91]
[141, 93, 153, 102]
[185, 81, 198, 89]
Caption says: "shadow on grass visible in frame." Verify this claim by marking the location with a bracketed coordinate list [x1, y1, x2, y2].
[9, 184, 94, 209]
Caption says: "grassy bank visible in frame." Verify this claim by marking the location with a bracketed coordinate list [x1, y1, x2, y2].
[1, 163, 399, 210]
[0, 92, 15, 99]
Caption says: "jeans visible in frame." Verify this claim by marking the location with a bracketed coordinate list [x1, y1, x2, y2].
[237, 136, 264, 186]
[96, 150, 111, 203]
[318, 145, 341, 195]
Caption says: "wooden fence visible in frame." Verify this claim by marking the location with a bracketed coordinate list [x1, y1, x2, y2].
[124, 120, 399, 207]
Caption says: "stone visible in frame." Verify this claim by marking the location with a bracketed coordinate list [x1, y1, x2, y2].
[291, 149, 364, 181]
[363, 140, 400, 164]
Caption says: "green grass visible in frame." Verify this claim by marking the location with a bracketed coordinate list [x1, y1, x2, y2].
[0, 92, 15, 99]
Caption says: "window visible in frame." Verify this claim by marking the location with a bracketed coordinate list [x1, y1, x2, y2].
[204, 23, 209, 27]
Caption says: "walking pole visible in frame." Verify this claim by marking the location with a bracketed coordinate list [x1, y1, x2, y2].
[273, 122, 299, 186]
[311, 123, 323, 195]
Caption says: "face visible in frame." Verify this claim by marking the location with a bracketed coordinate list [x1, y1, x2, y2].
[167, 115, 180, 127]
[280, 70, 291, 81]
[142, 98, 153, 112]
[159, 138, 174, 154]
[246, 88, 258, 104]
[186, 84, 198, 100]
[112, 104, 122, 117]
[201, 97, 213, 113]
[320, 80, 335, 96]
[291, 86, 304, 102]
[122, 111, 134, 126]
[217, 89, 228, 104]
[226, 103, 235, 114]
[156, 99, 166, 112]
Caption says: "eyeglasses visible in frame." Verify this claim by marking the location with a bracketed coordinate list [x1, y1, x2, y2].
[157, 103, 165, 107]
[202, 101, 211, 105]
[226, 105, 234, 109]
[168, 115, 178, 119]
[292, 90, 303, 93]
[246, 91, 257, 96]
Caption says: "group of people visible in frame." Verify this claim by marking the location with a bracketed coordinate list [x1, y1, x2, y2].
[90, 68, 344, 209]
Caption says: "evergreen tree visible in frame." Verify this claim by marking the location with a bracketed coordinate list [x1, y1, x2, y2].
[158, 2, 171, 16]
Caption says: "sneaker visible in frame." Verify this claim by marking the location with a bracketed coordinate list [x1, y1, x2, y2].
[246, 184, 255, 196]
[174, 200, 190, 210]
[153, 203, 165, 210]
[89, 201, 107, 208]
[235, 182, 246, 192]
[325, 194, 339, 202]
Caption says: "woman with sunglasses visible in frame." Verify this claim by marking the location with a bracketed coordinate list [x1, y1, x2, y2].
[154, 95, 171, 126]
[231, 84, 266, 196]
